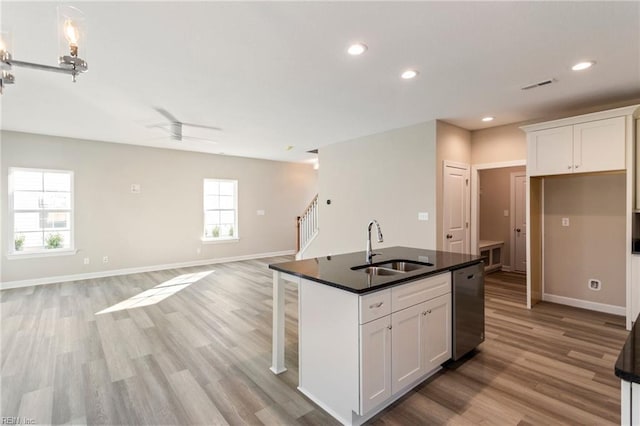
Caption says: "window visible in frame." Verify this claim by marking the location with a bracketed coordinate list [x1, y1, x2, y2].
[203, 179, 238, 241]
[9, 168, 74, 255]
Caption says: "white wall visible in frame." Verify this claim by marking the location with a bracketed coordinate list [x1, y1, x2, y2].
[303, 121, 437, 258]
[0, 131, 317, 285]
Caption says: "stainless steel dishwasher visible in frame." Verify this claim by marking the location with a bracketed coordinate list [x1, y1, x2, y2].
[452, 262, 485, 360]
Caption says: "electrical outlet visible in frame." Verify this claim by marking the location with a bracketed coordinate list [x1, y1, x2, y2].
[418, 212, 429, 221]
[131, 184, 141, 194]
[588, 279, 601, 291]
[562, 217, 570, 227]
[102, 256, 109, 263]
[257, 210, 265, 216]
[504, 210, 509, 217]
[83, 257, 90, 265]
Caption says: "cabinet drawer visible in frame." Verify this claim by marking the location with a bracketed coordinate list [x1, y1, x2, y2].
[360, 290, 392, 324]
[391, 273, 451, 312]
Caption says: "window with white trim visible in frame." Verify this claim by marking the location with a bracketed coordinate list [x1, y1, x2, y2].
[203, 179, 238, 241]
[9, 168, 74, 254]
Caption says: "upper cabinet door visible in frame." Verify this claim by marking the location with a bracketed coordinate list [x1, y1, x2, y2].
[527, 126, 574, 176]
[573, 116, 626, 174]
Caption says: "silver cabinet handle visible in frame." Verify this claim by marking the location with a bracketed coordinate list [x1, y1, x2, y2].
[427, 310, 432, 314]
[370, 302, 383, 309]
[422, 311, 427, 316]
[575, 165, 580, 169]
[387, 325, 392, 330]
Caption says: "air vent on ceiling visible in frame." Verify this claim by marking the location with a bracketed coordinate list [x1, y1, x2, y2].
[307, 149, 319, 154]
[521, 78, 556, 90]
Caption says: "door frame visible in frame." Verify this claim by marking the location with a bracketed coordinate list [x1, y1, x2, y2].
[510, 171, 527, 272]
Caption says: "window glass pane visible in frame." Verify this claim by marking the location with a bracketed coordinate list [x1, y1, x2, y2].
[220, 228, 231, 238]
[13, 170, 42, 191]
[219, 182, 234, 196]
[44, 173, 71, 192]
[14, 212, 40, 232]
[43, 212, 70, 230]
[14, 191, 42, 210]
[22, 232, 43, 248]
[204, 195, 219, 210]
[220, 211, 235, 224]
[204, 211, 220, 226]
[204, 180, 219, 195]
[219, 195, 234, 209]
[42, 192, 71, 209]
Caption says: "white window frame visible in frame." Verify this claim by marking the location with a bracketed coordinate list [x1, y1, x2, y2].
[7, 167, 77, 259]
[202, 178, 239, 243]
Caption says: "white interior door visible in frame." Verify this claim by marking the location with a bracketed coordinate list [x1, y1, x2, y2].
[443, 161, 470, 253]
[511, 172, 527, 273]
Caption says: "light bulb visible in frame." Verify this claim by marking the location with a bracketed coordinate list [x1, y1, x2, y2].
[64, 19, 80, 45]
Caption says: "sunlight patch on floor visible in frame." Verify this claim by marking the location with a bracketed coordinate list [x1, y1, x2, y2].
[95, 270, 214, 315]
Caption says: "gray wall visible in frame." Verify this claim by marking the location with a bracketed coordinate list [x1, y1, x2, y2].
[1, 131, 317, 284]
[543, 173, 626, 307]
[303, 121, 437, 258]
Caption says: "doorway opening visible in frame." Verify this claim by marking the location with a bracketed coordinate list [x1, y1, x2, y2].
[471, 160, 527, 306]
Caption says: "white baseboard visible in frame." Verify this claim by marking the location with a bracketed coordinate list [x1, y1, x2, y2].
[542, 293, 625, 316]
[0, 249, 296, 290]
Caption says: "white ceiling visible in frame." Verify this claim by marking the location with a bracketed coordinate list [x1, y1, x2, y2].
[1, 1, 639, 163]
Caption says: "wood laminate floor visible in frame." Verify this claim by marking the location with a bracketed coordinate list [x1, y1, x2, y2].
[0, 260, 628, 425]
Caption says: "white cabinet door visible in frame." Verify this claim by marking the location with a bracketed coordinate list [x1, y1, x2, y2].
[391, 303, 424, 394]
[359, 316, 392, 415]
[527, 126, 573, 176]
[573, 116, 626, 173]
[422, 294, 452, 372]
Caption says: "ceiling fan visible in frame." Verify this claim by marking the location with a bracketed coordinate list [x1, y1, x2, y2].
[148, 107, 222, 143]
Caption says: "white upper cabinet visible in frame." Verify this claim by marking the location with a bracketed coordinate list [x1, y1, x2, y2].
[526, 114, 627, 177]
[527, 125, 574, 175]
[574, 116, 626, 173]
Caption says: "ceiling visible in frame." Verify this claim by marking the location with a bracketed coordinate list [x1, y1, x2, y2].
[1, 2, 639, 163]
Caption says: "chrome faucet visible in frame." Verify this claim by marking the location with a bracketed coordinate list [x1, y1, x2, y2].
[366, 220, 384, 264]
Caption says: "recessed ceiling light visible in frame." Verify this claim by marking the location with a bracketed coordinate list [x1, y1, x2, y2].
[572, 61, 595, 71]
[482, 116, 494, 122]
[347, 43, 367, 56]
[401, 69, 419, 79]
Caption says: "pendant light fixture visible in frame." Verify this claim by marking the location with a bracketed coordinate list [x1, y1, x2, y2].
[0, 5, 89, 94]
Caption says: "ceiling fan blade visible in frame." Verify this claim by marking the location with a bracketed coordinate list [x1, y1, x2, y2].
[154, 107, 179, 123]
[181, 122, 223, 131]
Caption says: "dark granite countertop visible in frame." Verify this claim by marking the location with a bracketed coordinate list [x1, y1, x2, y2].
[269, 246, 485, 294]
[615, 315, 640, 383]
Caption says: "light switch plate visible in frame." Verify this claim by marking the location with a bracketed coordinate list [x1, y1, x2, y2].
[504, 210, 509, 217]
[257, 210, 265, 216]
[418, 212, 429, 221]
[131, 184, 141, 194]
[562, 217, 570, 227]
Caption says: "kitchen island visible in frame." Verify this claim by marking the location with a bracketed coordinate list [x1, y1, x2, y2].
[616, 314, 640, 424]
[269, 246, 484, 426]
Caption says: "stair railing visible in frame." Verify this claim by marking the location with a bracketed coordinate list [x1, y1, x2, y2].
[297, 195, 319, 253]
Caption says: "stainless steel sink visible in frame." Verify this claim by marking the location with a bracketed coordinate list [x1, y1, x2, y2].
[376, 261, 432, 272]
[360, 266, 402, 276]
[353, 259, 434, 275]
